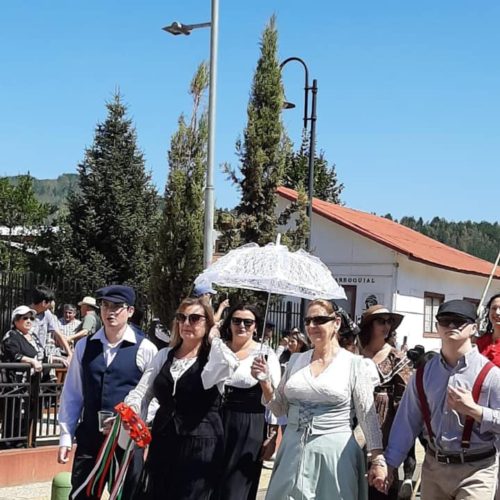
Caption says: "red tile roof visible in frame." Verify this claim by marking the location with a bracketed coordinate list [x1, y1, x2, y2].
[277, 186, 500, 280]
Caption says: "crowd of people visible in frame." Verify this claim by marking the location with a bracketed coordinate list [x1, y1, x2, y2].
[1, 283, 500, 499]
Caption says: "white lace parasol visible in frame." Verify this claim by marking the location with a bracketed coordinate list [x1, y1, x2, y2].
[195, 240, 346, 301]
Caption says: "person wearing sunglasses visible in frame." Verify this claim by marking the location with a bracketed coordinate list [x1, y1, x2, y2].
[251, 299, 385, 500]
[358, 305, 414, 500]
[1, 305, 46, 447]
[216, 303, 281, 500]
[125, 297, 239, 500]
[381, 300, 500, 500]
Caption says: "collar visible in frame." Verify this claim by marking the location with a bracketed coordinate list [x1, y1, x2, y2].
[91, 325, 137, 345]
[439, 346, 478, 371]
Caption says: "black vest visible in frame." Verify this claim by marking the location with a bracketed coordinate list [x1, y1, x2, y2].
[79, 330, 144, 442]
[151, 348, 223, 437]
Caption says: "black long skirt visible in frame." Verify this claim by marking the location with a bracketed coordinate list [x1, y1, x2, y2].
[134, 420, 223, 500]
[217, 408, 266, 500]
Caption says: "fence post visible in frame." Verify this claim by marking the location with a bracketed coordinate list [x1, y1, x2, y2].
[28, 370, 41, 448]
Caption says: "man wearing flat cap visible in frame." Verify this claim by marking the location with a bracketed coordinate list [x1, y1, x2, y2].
[376, 300, 500, 499]
[57, 285, 158, 499]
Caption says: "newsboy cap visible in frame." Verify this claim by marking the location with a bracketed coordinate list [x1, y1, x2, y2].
[96, 285, 136, 306]
[436, 300, 477, 323]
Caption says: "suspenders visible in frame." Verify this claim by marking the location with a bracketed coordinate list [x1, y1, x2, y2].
[416, 361, 495, 449]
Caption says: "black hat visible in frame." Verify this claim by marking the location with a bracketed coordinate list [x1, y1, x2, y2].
[436, 300, 477, 323]
[96, 285, 136, 306]
[265, 321, 275, 328]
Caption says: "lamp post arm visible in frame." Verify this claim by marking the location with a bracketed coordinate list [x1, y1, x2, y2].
[186, 22, 212, 30]
[280, 57, 310, 129]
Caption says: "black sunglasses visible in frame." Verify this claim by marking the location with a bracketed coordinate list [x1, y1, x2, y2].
[373, 317, 396, 327]
[436, 317, 471, 329]
[175, 313, 206, 325]
[19, 315, 34, 321]
[304, 316, 336, 327]
[231, 317, 256, 328]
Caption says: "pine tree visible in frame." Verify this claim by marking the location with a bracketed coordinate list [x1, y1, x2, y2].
[150, 64, 208, 326]
[223, 15, 285, 247]
[53, 93, 159, 298]
[283, 130, 343, 204]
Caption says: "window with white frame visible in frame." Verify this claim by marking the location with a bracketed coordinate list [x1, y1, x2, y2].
[424, 292, 444, 337]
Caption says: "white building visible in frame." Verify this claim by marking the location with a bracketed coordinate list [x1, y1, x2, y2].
[277, 187, 500, 350]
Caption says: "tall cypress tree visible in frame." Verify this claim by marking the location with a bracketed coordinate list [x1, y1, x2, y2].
[150, 64, 208, 325]
[54, 93, 159, 297]
[224, 15, 285, 246]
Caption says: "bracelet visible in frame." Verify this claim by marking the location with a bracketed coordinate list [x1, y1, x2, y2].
[369, 459, 387, 467]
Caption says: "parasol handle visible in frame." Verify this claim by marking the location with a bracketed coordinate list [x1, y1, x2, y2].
[477, 248, 500, 318]
[260, 292, 272, 350]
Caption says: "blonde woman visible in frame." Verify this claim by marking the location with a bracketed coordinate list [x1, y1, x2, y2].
[252, 299, 386, 499]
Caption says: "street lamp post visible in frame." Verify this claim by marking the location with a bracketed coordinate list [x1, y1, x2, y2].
[280, 57, 318, 251]
[162, 0, 219, 269]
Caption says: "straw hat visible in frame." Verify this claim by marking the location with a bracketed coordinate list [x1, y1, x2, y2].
[359, 305, 404, 331]
[78, 296, 98, 308]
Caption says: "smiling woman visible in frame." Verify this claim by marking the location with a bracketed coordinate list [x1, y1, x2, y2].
[253, 299, 386, 500]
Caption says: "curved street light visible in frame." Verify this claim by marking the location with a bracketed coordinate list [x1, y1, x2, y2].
[162, 1, 219, 268]
[280, 57, 318, 251]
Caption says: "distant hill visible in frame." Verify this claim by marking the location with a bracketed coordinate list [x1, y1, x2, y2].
[6, 173, 79, 211]
[383, 214, 500, 264]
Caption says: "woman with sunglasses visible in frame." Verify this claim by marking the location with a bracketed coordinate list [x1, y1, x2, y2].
[125, 297, 239, 500]
[359, 305, 414, 500]
[1, 305, 46, 446]
[217, 303, 281, 500]
[252, 299, 385, 500]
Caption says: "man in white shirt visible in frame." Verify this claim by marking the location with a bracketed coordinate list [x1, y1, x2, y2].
[57, 285, 157, 500]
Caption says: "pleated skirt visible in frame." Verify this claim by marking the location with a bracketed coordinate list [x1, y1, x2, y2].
[265, 428, 368, 500]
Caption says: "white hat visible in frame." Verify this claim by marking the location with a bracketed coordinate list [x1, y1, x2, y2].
[11, 305, 37, 323]
[78, 296, 98, 308]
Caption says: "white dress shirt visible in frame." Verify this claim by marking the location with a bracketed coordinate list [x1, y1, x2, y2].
[58, 325, 158, 448]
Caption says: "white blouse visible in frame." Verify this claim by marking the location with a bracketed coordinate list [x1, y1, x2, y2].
[226, 343, 281, 390]
[125, 337, 239, 419]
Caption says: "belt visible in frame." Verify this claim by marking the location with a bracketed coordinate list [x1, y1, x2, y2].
[428, 446, 496, 464]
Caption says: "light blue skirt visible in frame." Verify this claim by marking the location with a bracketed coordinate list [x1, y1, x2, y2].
[265, 428, 367, 500]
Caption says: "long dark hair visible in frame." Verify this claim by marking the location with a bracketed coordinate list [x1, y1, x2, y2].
[220, 303, 263, 341]
[486, 293, 500, 333]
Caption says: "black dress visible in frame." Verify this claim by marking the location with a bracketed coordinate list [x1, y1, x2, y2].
[217, 383, 267, 500]
[134, 348, 224, 500]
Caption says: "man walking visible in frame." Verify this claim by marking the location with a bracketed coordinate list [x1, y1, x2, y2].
[57, 285, 157, 499]
[380, 300, 500, 499]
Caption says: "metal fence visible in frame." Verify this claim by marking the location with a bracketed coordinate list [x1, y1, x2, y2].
[0, 363, 65, 448]
[267, 299, 304, 347]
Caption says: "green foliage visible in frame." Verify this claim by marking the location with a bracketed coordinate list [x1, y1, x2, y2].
[385, 215, 500, 263]
[51, 92, 159, 298]
[283, 129, 343, 204]
[150, 63, 208, 325]
[222, 15, 285, 248]
[279, 185, 309, 251]
[0, 175, 51, 272]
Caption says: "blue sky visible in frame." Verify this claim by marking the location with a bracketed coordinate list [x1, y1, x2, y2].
[1, 1, 498, 222]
